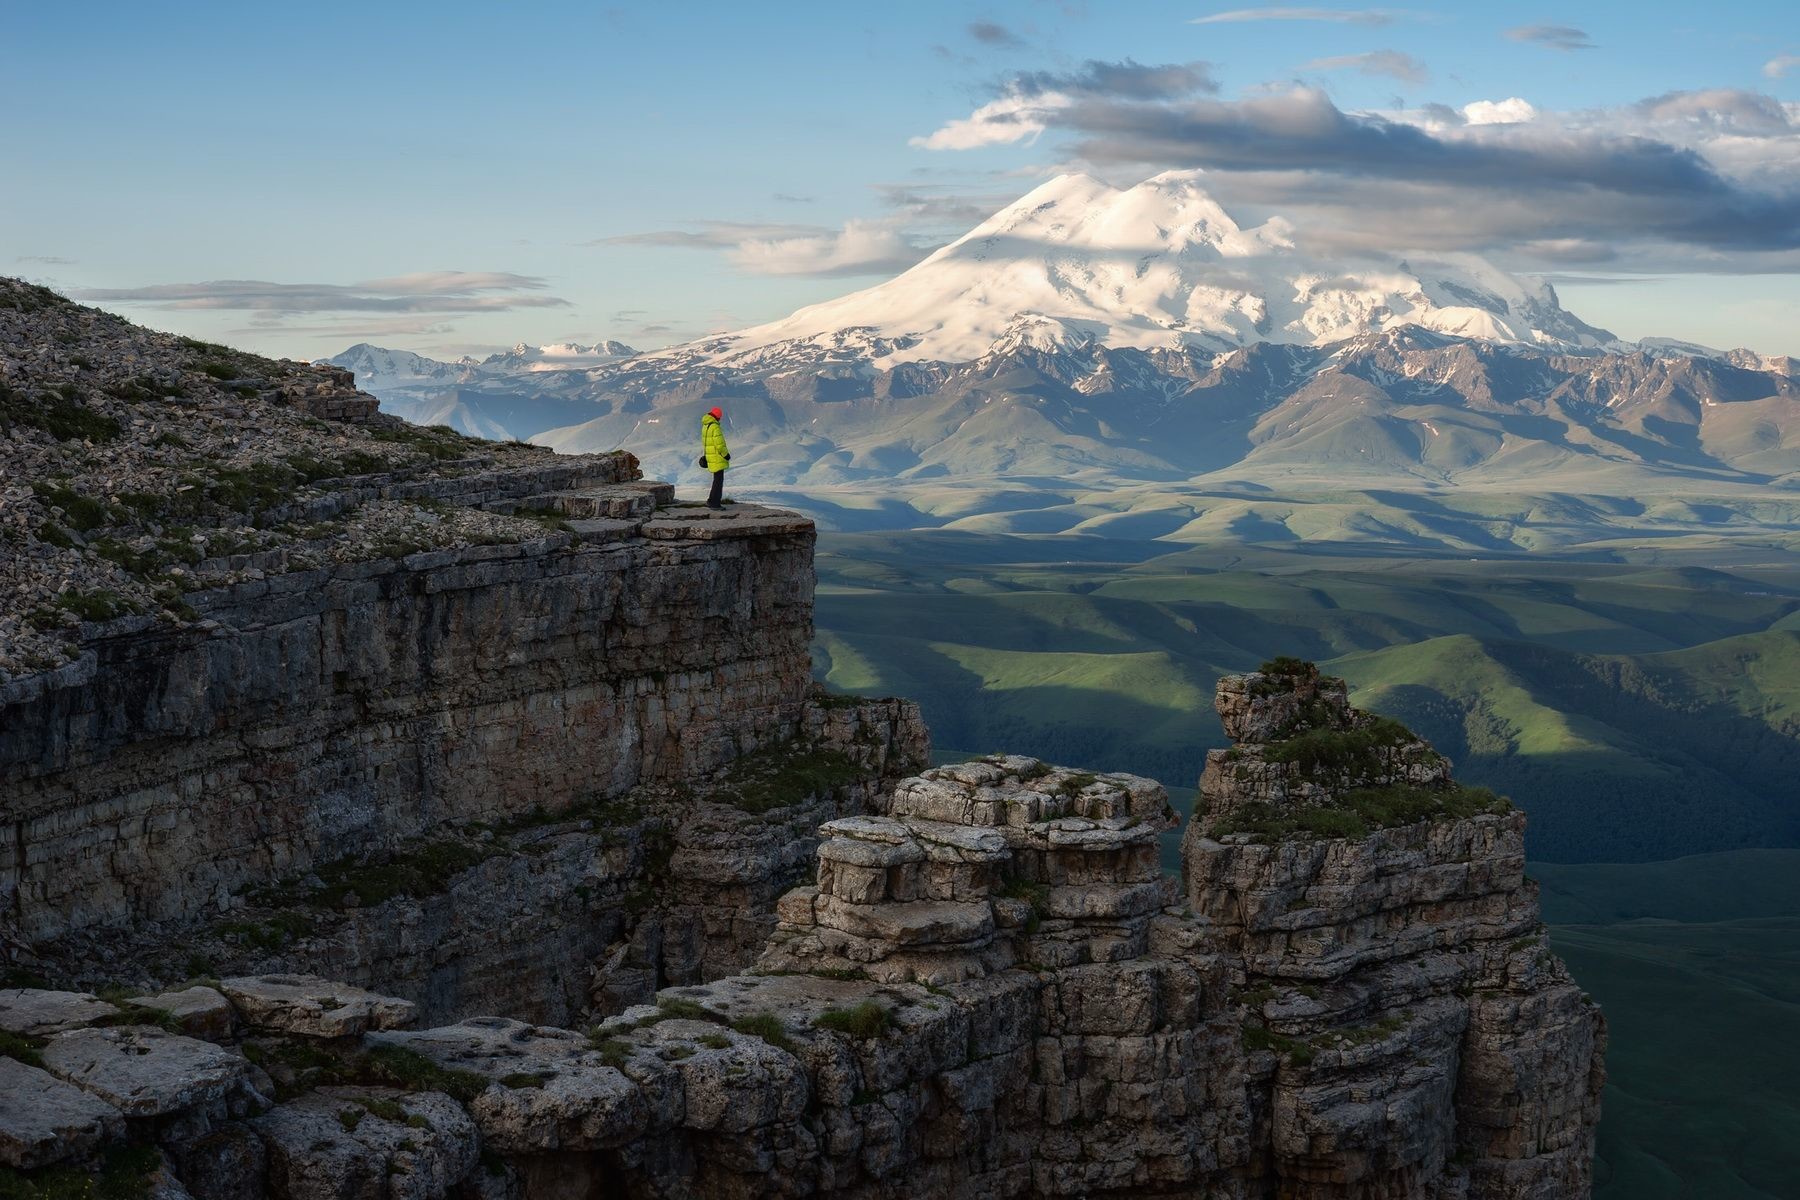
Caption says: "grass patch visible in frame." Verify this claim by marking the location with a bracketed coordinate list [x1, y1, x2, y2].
[1210, 783, 1510, 842]
[729, 1012, 797, 1055]
[31, 484, 116, 533]
[0, 1031, 47, 1069]
[590, 1037, 632, 1069]
[0, 968, 50, 990]
[368, 422, 472, 461]
[360, 1044, 490, 1103]
[216, 910, 317, 952]
[656, 997, 717, 1023]
[813, 1001, 891, 1039]
[0, 1143, 162, 1200]
[274, 841, 493, 910]
[0, 382, 120, 444]
[1263, 716, 1419, 776]
[716, 742, 864, 814]
[1242, 1023, 1315, 1066]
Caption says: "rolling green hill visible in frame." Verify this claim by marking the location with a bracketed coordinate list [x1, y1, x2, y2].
[812, 531, 1800, 861]
[1536, 851, 1800, 1200]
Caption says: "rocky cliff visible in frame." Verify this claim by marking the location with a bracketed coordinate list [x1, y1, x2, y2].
[0, 278, 927, 1020]
[0, 283, 1600, 1197]
[1, 667, 1602, 1198]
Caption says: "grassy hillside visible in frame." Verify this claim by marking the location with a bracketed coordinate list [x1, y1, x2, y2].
[1538, 851, 1800, 1199]
[812, 531, 1800, 861]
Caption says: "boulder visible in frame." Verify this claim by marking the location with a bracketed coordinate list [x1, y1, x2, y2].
[0, 1055, 125, 1169]
[220, 975, 416, 1038]
[254, 1087, 477, 1200]
[369, 1018, 648, 1152]
[40, 1026, 251, 1118]
[139, 986, 237, 1042]
[0, 987, 121, 1035]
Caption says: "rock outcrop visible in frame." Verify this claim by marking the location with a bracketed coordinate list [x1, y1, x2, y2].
[0, 668, 1603, 1197]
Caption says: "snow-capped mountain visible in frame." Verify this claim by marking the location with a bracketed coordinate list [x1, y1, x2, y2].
[331, 343, 470, 391]
[646, 171, 1615, 370]
[477, 340, 638, 372]
[324, 171, 1796, 510]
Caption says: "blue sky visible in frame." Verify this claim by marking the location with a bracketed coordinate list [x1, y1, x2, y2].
[5, 0, 1797, 358]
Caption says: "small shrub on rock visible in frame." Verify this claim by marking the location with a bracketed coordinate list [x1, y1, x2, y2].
[813, 1001, 891, 1039]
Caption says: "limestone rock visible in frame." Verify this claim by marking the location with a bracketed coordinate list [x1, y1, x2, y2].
[0, 1054, 125, 1169]
[40, 1026, 252, 1118]
[254, 1087, 477, 1200]
[0, 987, 121, 1035]
[139, 986, 237, 1042]
[369, 1018, 648, 1152]
[221, 975, 416, 1038]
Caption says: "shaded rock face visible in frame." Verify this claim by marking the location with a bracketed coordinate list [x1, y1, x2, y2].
[2, 466, 824, 943]
[0, 703, 1602, 1197]
[1182, 663, 1607, 1199]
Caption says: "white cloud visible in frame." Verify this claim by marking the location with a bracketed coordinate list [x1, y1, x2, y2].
[1765, 55, 1800, 79]
[1462, 97, 1538, 125]
[729, 219, 933, 277]
[910, 90, 1071, 150]
[1301, 50, 1429, 84]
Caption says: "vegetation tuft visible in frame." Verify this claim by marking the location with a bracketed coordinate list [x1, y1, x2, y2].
[0, 1143, 162, 1200]
[1211, 783, 1510, 842]
[0, 381, 121, 444]
[730, 1012, 797, 1054]
[716, 742, 863, 814]
[813, 1000, 891, 1039]
[1263, 716, 1419, 776]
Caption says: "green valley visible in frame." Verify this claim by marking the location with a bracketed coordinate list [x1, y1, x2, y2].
[813, 530, 1800, 862]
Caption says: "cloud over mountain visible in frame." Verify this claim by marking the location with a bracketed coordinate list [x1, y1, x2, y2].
[911, 70, 1800, 272]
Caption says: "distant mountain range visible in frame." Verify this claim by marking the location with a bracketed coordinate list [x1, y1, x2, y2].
[326, 171, 1799, 502]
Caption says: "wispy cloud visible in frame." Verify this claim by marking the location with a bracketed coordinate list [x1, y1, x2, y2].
[1506, 24, 1596, 51]
[16, 255, 75, 266]
[79, 272, 569, 314]
[730, 220, 935, 277]
[1011, 59, 1216, 100]
[968, 21, 1024, 47]
[911, 57, 1214, 150]
[1764, 54, 1800, 79]
[874, 182, 1015, 228]
[594, 219, 935, 277]
[1192, 7, 1400, 26]
[772, 192, 815, 203]
[1299, 50, 1429, 83]
[591, 221, 826, 250]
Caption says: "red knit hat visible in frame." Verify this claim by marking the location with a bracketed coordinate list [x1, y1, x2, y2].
[707, 406, 723, 419]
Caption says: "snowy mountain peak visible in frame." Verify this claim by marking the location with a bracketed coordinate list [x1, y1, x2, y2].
[651, 169, 1614, 368]
[479, 340, 640, 371]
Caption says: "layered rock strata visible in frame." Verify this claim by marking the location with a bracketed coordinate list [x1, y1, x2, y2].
[2, 684, 1603, 1196]
[3, 492, 835, 945]
[1181, 662, 1607, 1199]
[25, 689, 924, 1028]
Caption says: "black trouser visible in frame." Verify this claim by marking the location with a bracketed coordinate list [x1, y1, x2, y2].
[707, 470, 725, 507]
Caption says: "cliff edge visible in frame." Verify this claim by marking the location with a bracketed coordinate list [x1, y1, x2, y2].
[0, 284, 1601, 1197]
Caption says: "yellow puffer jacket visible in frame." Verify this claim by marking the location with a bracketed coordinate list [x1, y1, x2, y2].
[701, 413, 730, 471]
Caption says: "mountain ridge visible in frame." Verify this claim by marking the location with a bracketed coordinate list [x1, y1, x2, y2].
[320, 171, 1799, 505]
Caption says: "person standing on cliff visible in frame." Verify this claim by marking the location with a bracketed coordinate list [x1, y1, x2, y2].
[699, 405, 730, 509]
